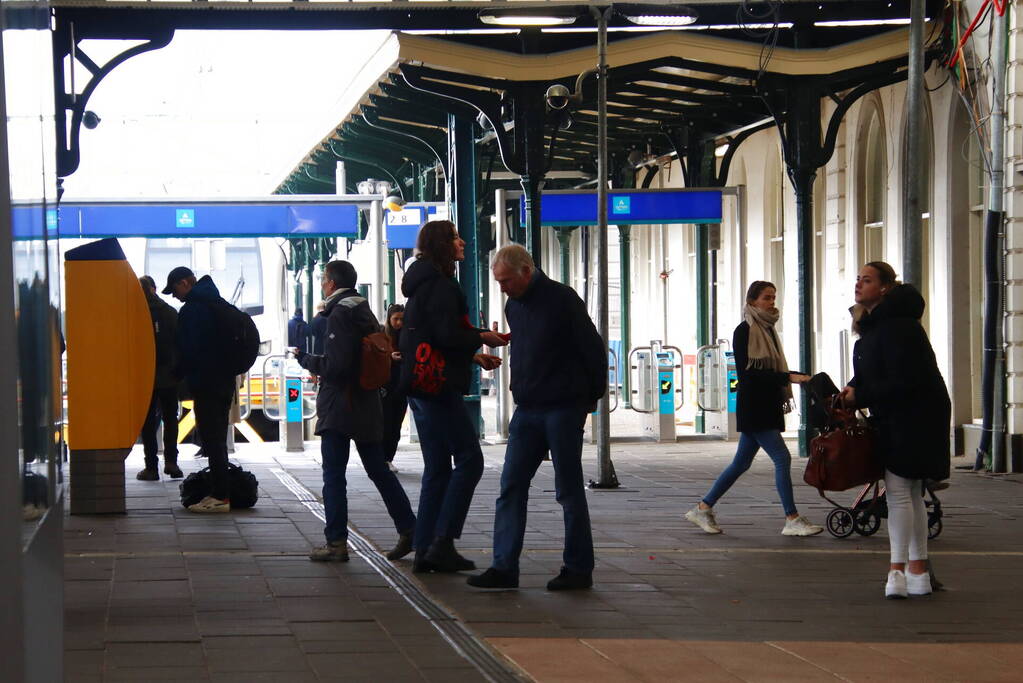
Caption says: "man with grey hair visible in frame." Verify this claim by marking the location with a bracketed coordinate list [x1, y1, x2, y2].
[468, 244, 606, 591]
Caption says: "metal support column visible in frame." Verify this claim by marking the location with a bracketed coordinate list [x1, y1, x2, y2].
[369, 199, 386, 319]
[591, 5, 618, 489]
[902, 0, 925, 287]
[555, 227, 574, 285]
[619, 225, 632, 408]
[450, 114, 482, 436]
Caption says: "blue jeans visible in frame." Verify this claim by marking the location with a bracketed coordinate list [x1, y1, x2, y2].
[702, 430, 797, 516]
[492, 405, 594, 578]
[320, 430, 416, 544]
[408, 393, 484, 548]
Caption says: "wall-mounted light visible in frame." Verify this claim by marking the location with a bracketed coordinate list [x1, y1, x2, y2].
[384, 195, 406, 212]
[621, 3, 698, 26]
[479, 8, 578, 27]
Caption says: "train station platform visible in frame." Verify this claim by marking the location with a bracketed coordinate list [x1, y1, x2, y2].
[63, 437, 1023, 682]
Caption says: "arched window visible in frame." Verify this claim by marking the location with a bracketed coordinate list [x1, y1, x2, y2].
[857, 101, 887, 263]
[764, 146, 785, 311]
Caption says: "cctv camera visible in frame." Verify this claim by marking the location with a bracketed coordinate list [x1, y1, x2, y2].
[82, 111, 101, 129]
[545, 84, 571, 110]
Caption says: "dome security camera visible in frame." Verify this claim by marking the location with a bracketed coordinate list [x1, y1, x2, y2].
[545, 84, 571, 110]
[82, 111, 101, 129]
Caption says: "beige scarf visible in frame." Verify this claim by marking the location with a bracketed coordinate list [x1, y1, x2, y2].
[743, 304, 793, 405]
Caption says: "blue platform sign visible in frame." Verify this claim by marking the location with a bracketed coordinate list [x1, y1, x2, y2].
[383, 203, 447, 249]
[521, 189, 722, 227]
[285, 378, 303, 423]
[11, 200, 361, 240]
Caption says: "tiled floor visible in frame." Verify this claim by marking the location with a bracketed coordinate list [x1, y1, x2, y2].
[64, 438, 1023, 681]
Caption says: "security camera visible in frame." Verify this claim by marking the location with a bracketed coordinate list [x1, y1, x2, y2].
[545, 84, 571, 110]
[82, 111, 101, 129]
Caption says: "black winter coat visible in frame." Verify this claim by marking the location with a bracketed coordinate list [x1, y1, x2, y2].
[400, 259, 482, 397]
[733, 321, 790, 433]
[850, 284, 951, 481]
[175, 275, 235, 394]
[145, 289, 178, 389]
[505, 269, 606, 410]
[296, 290, 383, 443]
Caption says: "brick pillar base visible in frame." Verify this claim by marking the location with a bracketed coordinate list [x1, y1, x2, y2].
[69, 448, 129, 514]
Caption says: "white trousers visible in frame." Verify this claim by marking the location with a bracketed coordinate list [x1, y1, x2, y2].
[885, 470, 928, 564]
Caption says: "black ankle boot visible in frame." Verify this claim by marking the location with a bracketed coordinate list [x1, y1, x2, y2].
[424, 537, 476, 572]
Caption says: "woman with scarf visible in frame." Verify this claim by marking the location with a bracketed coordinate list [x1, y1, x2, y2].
[685, 281, 823, 536]
[840, 262, 950, 599]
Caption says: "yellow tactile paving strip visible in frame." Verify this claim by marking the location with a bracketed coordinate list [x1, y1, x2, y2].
[488, 638, 1023, 682]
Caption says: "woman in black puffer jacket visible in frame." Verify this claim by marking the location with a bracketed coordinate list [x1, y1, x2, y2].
[400, 220, 507, 573]
[840, 261, 951, 600]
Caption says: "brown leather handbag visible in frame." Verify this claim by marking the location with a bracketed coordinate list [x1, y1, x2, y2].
[804, 398, 883, 499]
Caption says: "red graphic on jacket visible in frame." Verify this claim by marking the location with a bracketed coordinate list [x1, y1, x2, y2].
[412, 341, 447, 395]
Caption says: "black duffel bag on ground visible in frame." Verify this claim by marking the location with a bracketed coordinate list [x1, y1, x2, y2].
[180, 463, 259, 509]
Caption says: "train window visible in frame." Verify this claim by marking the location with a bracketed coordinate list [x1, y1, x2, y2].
[145, 237, 263, 310]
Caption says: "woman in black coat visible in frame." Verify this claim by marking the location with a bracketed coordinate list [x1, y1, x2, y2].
[840, 261, 950, 599]
[401, 220, 506, 572]
[381, 303, 407, 471]
[685, 281, 822, 536]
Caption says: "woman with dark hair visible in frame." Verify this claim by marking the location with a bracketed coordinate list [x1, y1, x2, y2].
[401, 220, 507, 572]
[685, 281, 823, 537]
[840, 261, 950, 599]
[381, 303, 406, 472]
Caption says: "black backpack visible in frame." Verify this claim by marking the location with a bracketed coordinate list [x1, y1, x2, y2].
[209, 298, 260, 376]
[179, 463, 259, 509]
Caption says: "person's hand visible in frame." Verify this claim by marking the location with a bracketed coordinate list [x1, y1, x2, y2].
[287, 346, 300, 357]
[480, 331, 508, 347]
[391, 351, 402, 361]
[789, 372, 811, 384]
[839, 385, 855, 407]
[474, 353, 502, 370]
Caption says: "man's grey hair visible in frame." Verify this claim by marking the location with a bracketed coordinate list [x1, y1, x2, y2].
[491, 244, 535, 273]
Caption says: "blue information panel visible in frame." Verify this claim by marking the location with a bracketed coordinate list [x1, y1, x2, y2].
[13, 201, 360, 239]
[521, 189, 723, 227]
[285, 378, 303, 423]
[384, 203, 447, 249]
[658, 352, 675, 415]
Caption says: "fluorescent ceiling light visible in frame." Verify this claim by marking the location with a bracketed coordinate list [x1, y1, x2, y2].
[814, 18, 918, 27]
[622, 3, 697, 26]
[479, 10, 577, 27]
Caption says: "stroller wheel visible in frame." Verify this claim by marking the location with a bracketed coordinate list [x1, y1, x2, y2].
[927, 515, 943, 540]
[854, 510, 881, 536]
[826, 508, 856, 538]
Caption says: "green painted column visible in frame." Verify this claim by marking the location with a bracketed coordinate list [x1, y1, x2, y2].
[618, 225, 632, 408]
[449, 113, 482, 436]
[555, 227, 574, 284]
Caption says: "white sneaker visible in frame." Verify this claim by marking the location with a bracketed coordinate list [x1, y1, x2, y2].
[885, 570, 908, 599]
[685, 506, 722, 534]
[187, 496, 230, 513]
[387, 462, 399, 473]
[782, 515, 824, 536]
[906, 570, 932, 596]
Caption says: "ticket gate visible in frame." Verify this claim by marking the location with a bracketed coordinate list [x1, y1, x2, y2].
[697, 343, 738, 440]
[261, 354, 316, 452]
[628, 340, 683, 442]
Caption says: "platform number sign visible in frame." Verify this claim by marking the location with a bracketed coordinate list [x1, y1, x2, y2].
[385, 207, 422, 226]
[176, 209, 195, 229]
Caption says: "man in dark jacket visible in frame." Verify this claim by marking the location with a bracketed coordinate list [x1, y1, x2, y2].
[294, 260, 415, 562]
[164, 266, 234, 513]
[308, 301, 327, 354]
[287, 309, 309, 352]
[468, 244, 606, 591]
[136, 275, 183, 481]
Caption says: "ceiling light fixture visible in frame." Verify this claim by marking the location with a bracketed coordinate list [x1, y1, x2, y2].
[621, 3, 698, 26]
[479, 9, 577, 27]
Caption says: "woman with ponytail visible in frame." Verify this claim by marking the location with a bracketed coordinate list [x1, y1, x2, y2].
[685, 281, 823, 537]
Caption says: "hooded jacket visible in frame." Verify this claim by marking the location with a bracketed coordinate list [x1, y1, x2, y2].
[175, 275, 235, 394]
[144, 288, 178, 389]
[505, 269, 606, 410]
[850, 283, 951, 480]
[400, 258, 482, 397]
[296, 290, 383, 442]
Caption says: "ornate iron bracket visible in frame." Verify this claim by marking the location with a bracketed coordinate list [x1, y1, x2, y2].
[53, 24, 174, 179]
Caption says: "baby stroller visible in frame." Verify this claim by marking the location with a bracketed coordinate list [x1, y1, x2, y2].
[803, 372, 944, 539]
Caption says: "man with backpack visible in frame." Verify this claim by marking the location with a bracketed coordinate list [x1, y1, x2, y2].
[164, 266, 236, 513]
[293, 260, 415, 563]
